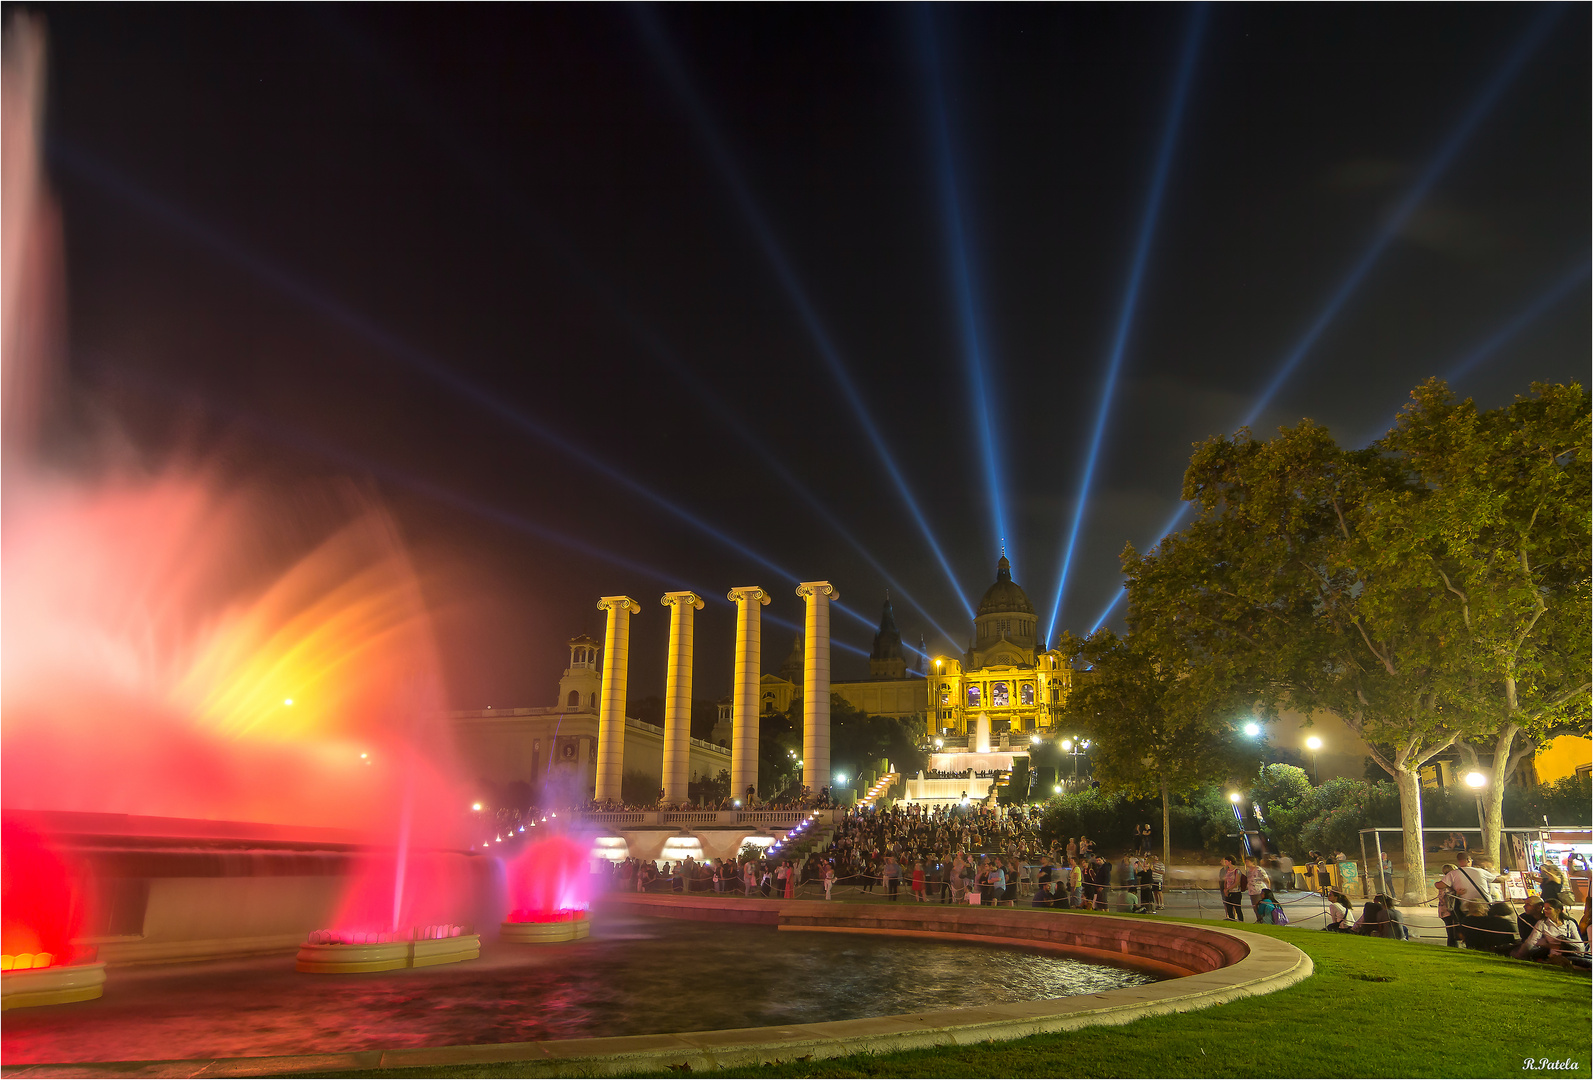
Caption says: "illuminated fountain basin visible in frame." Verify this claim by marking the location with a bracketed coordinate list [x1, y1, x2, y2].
[0, 820, 104, 1011]
[295, 926, 479, 974]
[1, 960, 107, 1011]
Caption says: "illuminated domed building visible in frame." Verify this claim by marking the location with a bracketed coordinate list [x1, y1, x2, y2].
[912, 555, 1073, 793]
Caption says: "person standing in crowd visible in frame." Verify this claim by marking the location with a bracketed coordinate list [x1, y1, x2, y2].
[1066, 836, 1078, 862]
[784, 859, 797, 899]
[1437, 853, 1497, 947]
[883, 855, 901, 901]
[911, 860, 926, 902]
[1379, 850, 1395, 896]
[1135, 822, 1151, 854]
[1245, 856, 1270, 923]
[822, 860, 835, 901]
[1540, 858, 1566, 905]
[1219, 856, 1244, 921]
[1150, 855, 1165, 909]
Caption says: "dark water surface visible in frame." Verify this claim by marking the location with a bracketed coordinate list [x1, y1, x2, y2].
[2, 914, 1156, 1064]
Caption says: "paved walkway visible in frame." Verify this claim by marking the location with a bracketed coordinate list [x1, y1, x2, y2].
[759, 862, 1453, 946]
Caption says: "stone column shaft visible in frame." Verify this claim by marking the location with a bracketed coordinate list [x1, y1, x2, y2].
[727, 586, 770, 802]
[594, 595, 641, 802]
[660, 591, 704, 804]
[796, 581, 839, 797]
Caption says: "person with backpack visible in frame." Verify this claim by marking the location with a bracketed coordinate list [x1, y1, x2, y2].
[1256, 888, 1287, 925]
[1219, 856, 1244, 921]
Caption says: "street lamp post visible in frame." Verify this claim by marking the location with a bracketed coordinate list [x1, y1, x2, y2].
[1305, 736, 1323, 785]
[1465, 770, 1488, 847]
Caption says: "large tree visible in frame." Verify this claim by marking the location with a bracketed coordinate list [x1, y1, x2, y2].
[1124, 380, 1590, 899]
[1372, 381, 1591, 868]
[1126, 417, 1468, 901]
[1060, 630, 1254, 870]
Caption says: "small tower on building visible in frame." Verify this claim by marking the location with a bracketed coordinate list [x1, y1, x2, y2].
[556, 634, 602, 712]
[869, 595, 907, 679]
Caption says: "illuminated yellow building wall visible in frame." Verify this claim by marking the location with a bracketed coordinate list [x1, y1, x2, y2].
[1534, 734, 1592, 783]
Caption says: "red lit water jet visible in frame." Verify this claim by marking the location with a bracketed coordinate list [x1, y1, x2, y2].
[500, 834, 591, 943]
[1, 819, 81, 970]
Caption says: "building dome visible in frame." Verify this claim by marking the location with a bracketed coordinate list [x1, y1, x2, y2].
[976, 556, 1034, 616]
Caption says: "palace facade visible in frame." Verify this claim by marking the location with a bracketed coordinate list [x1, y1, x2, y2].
[929, 554, 1072, 742]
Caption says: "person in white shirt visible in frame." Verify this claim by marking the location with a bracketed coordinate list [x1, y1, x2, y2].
[1438, 854, 1496, 947]
[1515, 899, 1586, 963]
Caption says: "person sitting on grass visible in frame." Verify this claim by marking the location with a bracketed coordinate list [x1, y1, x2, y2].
[1372, 894, 1410, 940]
[1352, 899, 1396, 938]
[1323, 890, 1354, 931]
[1515, 898, 1588, 967]
[1517, 895, 1545, 942]
[1458, 900, 1520, 955]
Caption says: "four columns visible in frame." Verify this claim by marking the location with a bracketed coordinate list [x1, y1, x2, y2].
[593, 595, 641, 802]
[588, 581, 838, 804]
[659, 591, 704, 804]
[796, 581, 838, 797]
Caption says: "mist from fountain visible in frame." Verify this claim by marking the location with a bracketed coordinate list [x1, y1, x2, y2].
[1, 15, 480, 945]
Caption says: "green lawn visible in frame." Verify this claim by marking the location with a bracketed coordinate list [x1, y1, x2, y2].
[321, 915, 1590, 1080]
[669, 923, 1591, 1080]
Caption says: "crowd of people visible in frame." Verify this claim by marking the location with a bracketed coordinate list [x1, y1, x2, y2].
[503, 794, 1591, 971]
[1428, 852, 1590, 968]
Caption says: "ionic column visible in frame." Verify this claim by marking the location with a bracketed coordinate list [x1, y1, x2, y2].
[727, 586, 770, 803]
[660, 591, 704, 804]
[795, 580, 839, 797]
[594, 595, 641, 803]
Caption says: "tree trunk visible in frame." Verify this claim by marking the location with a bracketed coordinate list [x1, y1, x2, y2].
[1393, 764, 1427, 905]
[1161, 777, 1171, 871]
[1481, 723, 1519, 871]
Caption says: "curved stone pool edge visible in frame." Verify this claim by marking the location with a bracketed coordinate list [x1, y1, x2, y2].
[4, 896, 1313, 1079]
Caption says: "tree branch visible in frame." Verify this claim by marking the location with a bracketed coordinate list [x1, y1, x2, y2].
[1432, 562, 1472, 632]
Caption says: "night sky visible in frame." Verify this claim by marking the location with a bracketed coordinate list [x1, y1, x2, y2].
[27, 4, 1591, 707]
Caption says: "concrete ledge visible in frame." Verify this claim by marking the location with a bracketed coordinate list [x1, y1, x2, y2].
[5, 897, 1311, 1078]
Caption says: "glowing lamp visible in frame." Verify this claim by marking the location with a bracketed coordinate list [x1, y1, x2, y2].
[1243, 722, 1261, 738]
[471, 803, 482, 812]
[1306, 736, 1323, 751]
[1052, 785, 1062, 795]
[1031, 735, 1041, 745]
[284, 698, 294, 707]
[1228, 792, 1242, 804]
[1465, 771, 1487, 789]
[1061, 739, 1073, 751]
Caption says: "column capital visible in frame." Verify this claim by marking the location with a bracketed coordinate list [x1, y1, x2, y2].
[596, 595, 642, 615]
[795, 580, 839, 602]
[660, 590, 705, 610]
[726, 586, 771, 606]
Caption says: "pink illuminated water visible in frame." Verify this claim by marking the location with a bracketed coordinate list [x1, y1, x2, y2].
[1, 16, 478, 939]
[504, 835, 590, 922]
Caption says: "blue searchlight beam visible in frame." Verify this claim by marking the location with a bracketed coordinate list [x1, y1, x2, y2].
[633, 5, 975, 621]
[1045, 3, 1206, 644]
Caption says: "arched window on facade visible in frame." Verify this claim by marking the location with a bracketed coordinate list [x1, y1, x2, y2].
[567, 690, 579, 707]
[589, 693, 597, 708]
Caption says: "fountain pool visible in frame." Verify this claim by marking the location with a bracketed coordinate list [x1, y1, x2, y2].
[1, 912, 1155, 1067]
